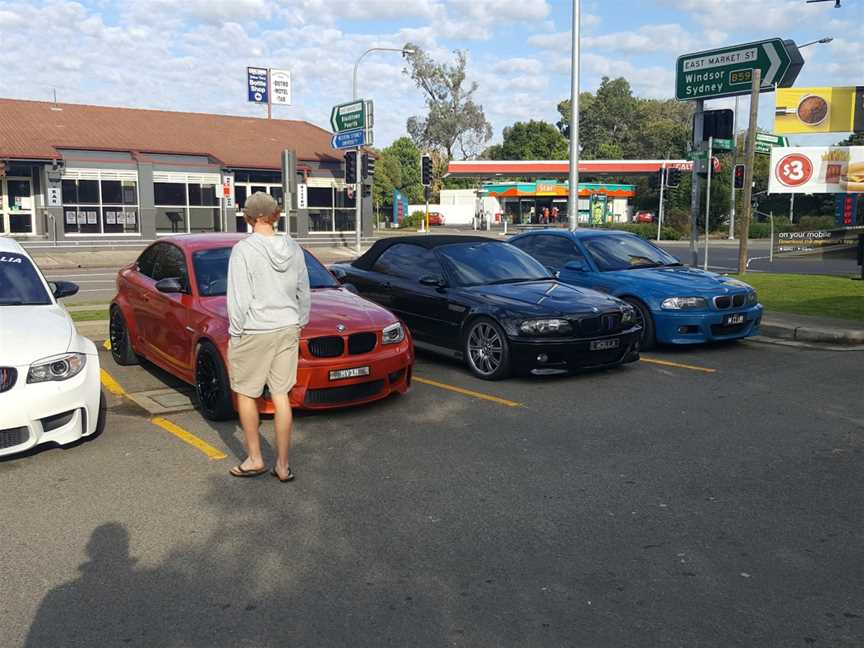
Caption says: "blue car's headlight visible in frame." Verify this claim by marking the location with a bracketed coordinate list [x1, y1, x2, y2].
[747, 291, 758, 305]
[520, 319, 573, 336]
[660, 297, 708, 310]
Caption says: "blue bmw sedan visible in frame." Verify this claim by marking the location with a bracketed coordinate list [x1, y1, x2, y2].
[509, 229, 762, 349]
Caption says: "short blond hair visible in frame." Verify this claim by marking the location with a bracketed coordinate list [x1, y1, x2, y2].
[244, 191, 280, 226]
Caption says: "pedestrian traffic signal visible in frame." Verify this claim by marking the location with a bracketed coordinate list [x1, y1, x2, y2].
[344, 151, 357, 184]
[734, 164, 745, 189]
[362, 154, 376, 179]
[421, 154, 433, 187]
[666, 168, 681, 188]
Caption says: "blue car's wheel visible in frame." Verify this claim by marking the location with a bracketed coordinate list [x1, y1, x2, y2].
[623, 297, 656, 350]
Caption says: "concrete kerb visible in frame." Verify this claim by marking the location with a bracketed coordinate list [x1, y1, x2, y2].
[759, 317, 864, 348]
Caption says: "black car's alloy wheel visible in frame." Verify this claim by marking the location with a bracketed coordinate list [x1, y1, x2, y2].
[465, 318, 511, 380]
[195, 343, 235, 421]
[623, 297, 656, 350]
[109, 307, 139, 366]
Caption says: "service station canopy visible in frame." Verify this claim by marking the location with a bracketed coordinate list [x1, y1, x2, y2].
[446, 159, 719, 179]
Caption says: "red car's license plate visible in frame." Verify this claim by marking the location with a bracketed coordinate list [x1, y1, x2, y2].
[724, 313, 745, 326]
[329, 366, 370, 381]
[590, 338, 620, 351]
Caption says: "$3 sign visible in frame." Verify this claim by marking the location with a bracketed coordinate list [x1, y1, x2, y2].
[776, 154, 813, 187]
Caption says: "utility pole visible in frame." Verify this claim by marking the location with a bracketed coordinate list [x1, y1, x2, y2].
[789, 193, 795, 224]
[704, 136, 713, 271]
[737, 69, 761, 275]
[267, 68, 272, 120]
[657, 162, 666, 242]
[689, 99, 704, 267]
[567, 0, 581, 231]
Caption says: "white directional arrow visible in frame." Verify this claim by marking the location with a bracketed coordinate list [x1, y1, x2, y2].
[763, 41, 781, 86]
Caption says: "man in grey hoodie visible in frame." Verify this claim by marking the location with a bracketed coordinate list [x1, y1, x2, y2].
[227, 192, 310, 481]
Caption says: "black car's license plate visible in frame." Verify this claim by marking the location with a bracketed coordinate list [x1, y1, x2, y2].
[724, 313, 746, 326]
[329, 366, 370, 381]
[590, 338, 620, 351]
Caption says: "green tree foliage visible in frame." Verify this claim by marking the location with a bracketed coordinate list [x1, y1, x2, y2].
[372, 137, 425, 208]
[484, 120, 569, 160]
[402, 43, 493, 159]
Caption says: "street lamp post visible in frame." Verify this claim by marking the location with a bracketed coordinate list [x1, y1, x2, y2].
[351, 46, 415, 250]
[567, 0, 580, 231]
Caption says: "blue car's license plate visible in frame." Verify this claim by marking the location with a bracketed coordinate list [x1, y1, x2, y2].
[590, 338, 620, 351]
[724, 313, 745, 326]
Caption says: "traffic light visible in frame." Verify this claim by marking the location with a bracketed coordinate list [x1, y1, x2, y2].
[649, 172, 660, 189]
[421, 154, 433, 187]
[666, 168, 681, 188]
[362, 154, 376, 179]
[344, 151, 357, 184]
[734, 164, 745, 189]
[700, 109, 734, 141]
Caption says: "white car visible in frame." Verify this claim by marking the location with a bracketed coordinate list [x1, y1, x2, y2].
[0, 237, 103, 456]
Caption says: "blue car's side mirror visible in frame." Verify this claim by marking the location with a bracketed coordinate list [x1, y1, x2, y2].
[564, 259, 588, 272]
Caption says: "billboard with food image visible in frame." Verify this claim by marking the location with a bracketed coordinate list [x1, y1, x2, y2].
[768, 146, 864, 194]
[774, 87, 864, 134]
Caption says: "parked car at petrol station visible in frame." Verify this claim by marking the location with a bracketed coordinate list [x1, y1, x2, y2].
[508, 229, 762, 349]
[109, 234, 414, 420]
[330, 236, 641, 380]
[0, 237, 104, 457]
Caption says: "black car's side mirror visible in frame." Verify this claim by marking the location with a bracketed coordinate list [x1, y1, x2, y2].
[155, 277, 185, 294]
[563, 259, 589, 272]
[342, 283, 359, 295]
[51, 281, 79, 299]
[419, 274, 445, 288]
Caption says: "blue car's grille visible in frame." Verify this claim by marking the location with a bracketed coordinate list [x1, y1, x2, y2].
[714, 293, 746, 309]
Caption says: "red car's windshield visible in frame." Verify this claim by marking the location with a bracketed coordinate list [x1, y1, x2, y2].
[192, 246, 338, 296]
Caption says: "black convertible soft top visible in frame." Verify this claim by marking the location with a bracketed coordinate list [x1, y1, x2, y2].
[351, 235, 498, 270]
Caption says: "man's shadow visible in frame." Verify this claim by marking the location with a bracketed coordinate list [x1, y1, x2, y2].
[25, 523, 199, 647]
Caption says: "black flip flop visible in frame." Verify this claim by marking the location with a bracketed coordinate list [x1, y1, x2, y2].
[270, 467, 295, 483]
[229, 464, 268, 478]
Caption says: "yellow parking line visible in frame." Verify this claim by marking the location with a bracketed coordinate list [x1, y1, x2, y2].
[100, 368, 126, 396]
[414, 376, 522, 408]
[640, 356, 716, 374]
[150, 417, 227, 461]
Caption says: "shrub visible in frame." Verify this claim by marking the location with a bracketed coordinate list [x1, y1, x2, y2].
[603, 223, 684, 241]
[797, 216, 837, 230]
[399, 210, 427, 229]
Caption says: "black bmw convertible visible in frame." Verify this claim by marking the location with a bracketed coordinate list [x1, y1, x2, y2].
[330, 236, 642, 380]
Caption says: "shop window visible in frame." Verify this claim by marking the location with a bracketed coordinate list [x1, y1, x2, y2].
[188, 183, 218, 207]
[62, 176, 139, 235]
[154, 182, 186, 206]
[155, 178, 222, 234]
[308, 187, 332, 207]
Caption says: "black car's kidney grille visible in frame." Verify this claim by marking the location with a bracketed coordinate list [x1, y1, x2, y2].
[0, 367, 17, 393]
[308, 336, 345, 358]
[304, 379, 385, 405]
[578, 316, 602, 335]
[714, 294, 746, 310]
[602, 314, 621, 332]
[0, 426, 28, 449]
[348, 332, 377, 355]
[577, 313, 623, 336]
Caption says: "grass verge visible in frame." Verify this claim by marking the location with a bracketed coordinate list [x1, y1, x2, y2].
[731, 273, 864, 322]
[70, 309, 109, 323]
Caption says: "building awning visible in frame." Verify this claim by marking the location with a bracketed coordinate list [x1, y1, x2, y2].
[481, 180, 635, 199]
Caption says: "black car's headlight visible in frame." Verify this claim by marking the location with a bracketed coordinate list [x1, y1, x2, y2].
[27, 352, 87, 383]
[660, 297, 708, 310]
[520, 319, 573, 336]
[622, 307, 636, 324]
[382, 322, 405, 345]
[747, 290, 758, 305]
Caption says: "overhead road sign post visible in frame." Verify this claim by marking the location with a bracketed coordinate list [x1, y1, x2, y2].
[675, 38, 801, 101]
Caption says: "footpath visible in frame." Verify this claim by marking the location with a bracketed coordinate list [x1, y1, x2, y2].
[34, 245, 864, 350]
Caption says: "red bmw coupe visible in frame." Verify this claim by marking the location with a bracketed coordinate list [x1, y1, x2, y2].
[109, 234, 413, 420]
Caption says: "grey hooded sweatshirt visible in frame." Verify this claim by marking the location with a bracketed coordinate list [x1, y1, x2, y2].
[227, 233, 311, 337]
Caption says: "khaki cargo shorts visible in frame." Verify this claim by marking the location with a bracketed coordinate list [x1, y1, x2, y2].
[228, 326, 301, 398]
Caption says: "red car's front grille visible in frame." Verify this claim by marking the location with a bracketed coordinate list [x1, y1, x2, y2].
[308, 336, 344, 358]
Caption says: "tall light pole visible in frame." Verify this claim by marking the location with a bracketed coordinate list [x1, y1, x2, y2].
[567, 0, 581, 231]
[351, 46, 415, 250]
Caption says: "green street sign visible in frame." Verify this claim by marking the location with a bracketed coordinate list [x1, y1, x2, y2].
[676, 38, 800, 101]
[689, 150, 707, 160]
[755, 133, 789, 147]
[711, 138, 734, 151]
[330, 100, 373, 132]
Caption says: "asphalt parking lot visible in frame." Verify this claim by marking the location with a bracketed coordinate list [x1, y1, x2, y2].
[2, 339, 863, 647]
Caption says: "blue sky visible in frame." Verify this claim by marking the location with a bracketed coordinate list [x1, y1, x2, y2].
[0, 0, 861, 152]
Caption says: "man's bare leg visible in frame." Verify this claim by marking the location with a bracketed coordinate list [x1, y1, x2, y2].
[270, 393, 293, 479]
[236, 393, 265, 470]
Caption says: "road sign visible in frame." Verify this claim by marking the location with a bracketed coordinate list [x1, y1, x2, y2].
[711, 138, 735, 151]
[676, 38, 799, 101]
[269, 69, 291, 105]
[331, 100, 368, 132]
[247, 67, 268, 104]
[298, 184, 308, 209]
[332, 128, 368, 150]
[756, 133, 790, 155]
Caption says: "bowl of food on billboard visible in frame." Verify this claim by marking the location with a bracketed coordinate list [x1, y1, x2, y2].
[774, 87, 864, 135]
